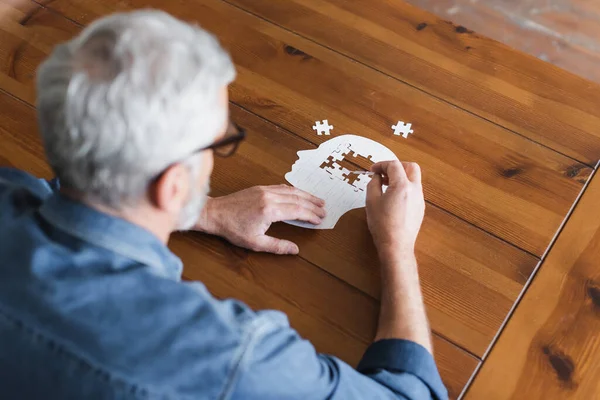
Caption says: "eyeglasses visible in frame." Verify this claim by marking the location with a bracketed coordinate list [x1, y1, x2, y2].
[196, 121, 246, 158]
[151, 121, 246, 183]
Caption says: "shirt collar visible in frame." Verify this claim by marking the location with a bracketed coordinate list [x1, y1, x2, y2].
[39, 193, 183, 281]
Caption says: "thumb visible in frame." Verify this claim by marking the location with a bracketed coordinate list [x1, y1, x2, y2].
[366, 173, 383, 205]
[253, 235, 299, 255]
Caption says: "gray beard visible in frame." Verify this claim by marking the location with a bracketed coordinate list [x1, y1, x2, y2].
[176, 178, 210, 231]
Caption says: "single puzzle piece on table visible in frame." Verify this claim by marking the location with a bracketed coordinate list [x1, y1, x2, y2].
[285, 134, 399, 229]
[313, 119, 334, 136]
[392, 121, 414, 138]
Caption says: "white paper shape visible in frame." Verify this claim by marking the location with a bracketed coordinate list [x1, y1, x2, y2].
[312, 120, 334, 136]
[392, 121, 414, 138]
[284, 134, 398, 229]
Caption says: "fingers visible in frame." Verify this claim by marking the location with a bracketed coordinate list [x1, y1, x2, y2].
[267, 192, 326, 219]
[402, 162, 422, 184]
[260, 185, 326, 220]
[292, 197, 326, 219]
[270, 185, 325, 207]
[371, 161, 407, 187]
[371, 161, 421, 185]
[366, 173, 383, 204]
[253, 235, 299, 255]
[269, 203, 323, 225]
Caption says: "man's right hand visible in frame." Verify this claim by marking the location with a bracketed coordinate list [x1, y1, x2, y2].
[366, 160, 433, 353]
[365, 161, 425, 261]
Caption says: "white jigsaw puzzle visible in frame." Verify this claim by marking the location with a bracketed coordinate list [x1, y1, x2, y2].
[392, 121, 414, 138]
[285, 135, 399, 229]
[312, 119, 334, 136]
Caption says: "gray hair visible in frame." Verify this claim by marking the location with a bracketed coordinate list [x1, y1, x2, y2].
[36, 10, 235, 207]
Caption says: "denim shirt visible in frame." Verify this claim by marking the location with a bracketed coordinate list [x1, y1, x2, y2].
[0, 167, 448, 400]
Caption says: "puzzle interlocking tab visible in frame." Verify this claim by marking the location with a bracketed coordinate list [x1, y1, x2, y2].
[318, 146, 374, 192]
[392, 121, 414, 138]
[313, 119, 334, 136]
[285, 134, 399, 229]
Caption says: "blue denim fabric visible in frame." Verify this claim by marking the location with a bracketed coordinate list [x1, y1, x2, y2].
[0, 167, 448, 400]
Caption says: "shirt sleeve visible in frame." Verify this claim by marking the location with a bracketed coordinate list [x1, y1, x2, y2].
[40, 177, 61, 192]
[358, 339, 448, 400]
[226, 312, 448, 400]
[0, 167, 59, 197]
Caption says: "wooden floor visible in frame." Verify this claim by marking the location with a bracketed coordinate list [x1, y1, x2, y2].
[405, 0, 600, 84]
[1, 0, 600, 398]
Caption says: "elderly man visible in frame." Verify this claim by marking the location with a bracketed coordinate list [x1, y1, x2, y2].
[0, 10, 447, 400]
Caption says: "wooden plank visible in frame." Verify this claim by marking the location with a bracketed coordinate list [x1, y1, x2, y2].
[449, 0, 600, 56]
[529, 0, 600, 46]
[1, 0, 591, 259]
[0, 0, 75, 104]
[176, 233, 480, 400]
[0, 93, 479, 400]
[220, 0, 600, 166]
[0, 0, 600, 394]
[466, 171, 600, 399]
[402, 0, 600, 84]
[0, 84, 539, 357]
[217, 105, 539, 356]
[0, 0, 583, 357]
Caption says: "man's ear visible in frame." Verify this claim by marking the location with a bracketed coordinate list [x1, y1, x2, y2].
[149, 163, 190, 213]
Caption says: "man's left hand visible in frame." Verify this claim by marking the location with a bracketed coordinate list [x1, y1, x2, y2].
[193, 185, 326, 255]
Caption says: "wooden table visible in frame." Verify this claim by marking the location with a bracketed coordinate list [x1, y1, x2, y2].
[402, 0, 600, 85]
[2, 0, 600, 398]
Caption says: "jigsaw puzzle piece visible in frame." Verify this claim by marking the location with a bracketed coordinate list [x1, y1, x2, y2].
[331, 142, 352, 154]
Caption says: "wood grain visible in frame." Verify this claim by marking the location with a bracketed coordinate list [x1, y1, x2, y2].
[0, 89, 479, 400]
[402, 0, 600, 85]
[0, 0, 74, 104]
[175, 233, 480, 400]
[3, 0, 599, 397]
[466, 171, 600, 399]
[0, 0, 583, 359]
[1, 0, 592, 259]
[223, 0, 600, 166]
[0, 77, 538, 357]
[218, 105, 541, 356]
[0, 95, 51, 177]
